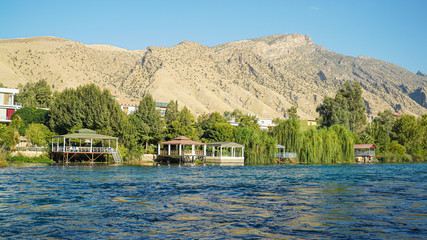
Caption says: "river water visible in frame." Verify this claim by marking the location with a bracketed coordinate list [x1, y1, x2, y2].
[0, 164, 426, 239]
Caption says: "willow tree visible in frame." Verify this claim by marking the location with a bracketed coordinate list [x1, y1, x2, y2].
[235, 127, 276, 165]
[296, 125, 354, 164]
[272, 118, 300, 152]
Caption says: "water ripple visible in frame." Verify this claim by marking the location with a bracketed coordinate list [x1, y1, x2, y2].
[0, 164, 426, 239]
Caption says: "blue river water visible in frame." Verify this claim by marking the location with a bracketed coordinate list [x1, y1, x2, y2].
[0, 164, 426, 239]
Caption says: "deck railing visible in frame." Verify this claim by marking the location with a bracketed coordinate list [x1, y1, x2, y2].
[16, 146, 47, 152]
[159, 149, 205, 156]
[354, 150, 375, 157]
[206, 151, 244, 158]
[276, 152, 297, 158]
[52, 146, 116, 153]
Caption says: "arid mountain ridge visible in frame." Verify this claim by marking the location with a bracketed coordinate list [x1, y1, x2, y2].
[0, 33, 426, 119]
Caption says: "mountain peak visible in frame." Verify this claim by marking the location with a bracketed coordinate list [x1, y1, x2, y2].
[416, 70, 427, 77]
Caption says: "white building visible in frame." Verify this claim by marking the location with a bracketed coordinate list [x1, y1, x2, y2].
[116, 99, 168, 117]
[116, 99, 139, 115]
[258, 118, 276, 130]
[0, 88, 21, 124]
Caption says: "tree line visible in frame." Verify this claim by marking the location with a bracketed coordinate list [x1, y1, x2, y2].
[1, 80, 425, 164]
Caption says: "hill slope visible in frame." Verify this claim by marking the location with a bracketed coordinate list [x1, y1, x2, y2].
[0, 34, 425, 119]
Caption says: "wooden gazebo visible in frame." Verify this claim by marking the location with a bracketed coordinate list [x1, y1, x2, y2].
[157, 136, 206, 164]
[51, 129, 122, 164]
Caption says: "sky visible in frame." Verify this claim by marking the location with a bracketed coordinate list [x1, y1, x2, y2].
[1, 0, 426, 73]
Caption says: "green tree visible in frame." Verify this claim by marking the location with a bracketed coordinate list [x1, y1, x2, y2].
[317, 81, 366, 133]
[15, 79, 52, 108]
[165, 106, 198, 140]
[131, 93, 164, 150]
[198, 112, 229, 141]
[25, 123, 53, 146]
[165, 100, 179, 124]
[286, 106, 299, 119]
[12, 107, 50, 126]
[49, 84, 136, 149]
[366, 110, 395, 152]
[204, 122, 235, 142]
[393, 114, 421, 155]
[272, 118, 300, 152]
[235, 126, 276, 165]
[0, 124, 20, 150]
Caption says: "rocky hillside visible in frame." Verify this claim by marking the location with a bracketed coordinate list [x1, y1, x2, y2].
[0, 34, 426, 119]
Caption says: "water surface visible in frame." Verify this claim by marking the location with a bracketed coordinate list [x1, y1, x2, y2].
[0, 164, 426, 239]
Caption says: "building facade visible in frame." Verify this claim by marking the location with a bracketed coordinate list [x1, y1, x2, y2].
[0, 88, 21, 124]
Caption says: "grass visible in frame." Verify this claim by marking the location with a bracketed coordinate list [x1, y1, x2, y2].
[6, 156, 54, 164]
[0, 151, 7, 168]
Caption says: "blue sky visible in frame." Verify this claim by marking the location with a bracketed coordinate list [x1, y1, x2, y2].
[1, 0, 426, 73]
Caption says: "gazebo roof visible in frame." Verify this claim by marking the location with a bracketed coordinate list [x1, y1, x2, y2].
[53, 129, 118, 140]
[207, 142, 244, 148]
[354, 144, 375, 149]
[159, 136, 206, 146]
[277, 144, 285, 149]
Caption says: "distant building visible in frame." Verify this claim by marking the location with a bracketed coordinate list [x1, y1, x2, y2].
[300, 119, 318, 131]
[156, 102, 168, 117]
[258, 118, 276, 130]
[116, 99, 139, 115]
[0, 87, 21, 124]
[116, 99, 168, 117]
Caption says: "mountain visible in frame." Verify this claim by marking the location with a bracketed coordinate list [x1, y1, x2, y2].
[0, 34, 426, 119]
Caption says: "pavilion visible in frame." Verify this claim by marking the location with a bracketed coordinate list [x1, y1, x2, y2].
[205, 142, 245, 165]
[157, 136, 206, 164]
[51, 129, 122, 164]
[354, 144, 375, 163]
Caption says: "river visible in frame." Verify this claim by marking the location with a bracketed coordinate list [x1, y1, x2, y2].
[0, 164, 426, 239]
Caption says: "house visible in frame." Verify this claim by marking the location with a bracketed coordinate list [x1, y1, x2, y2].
[354, 144, 376, 163]
[300, 119, 318, 130]
[0, 87, 21, 124]
[116, 99, 168, 117]
[116, 99, 139, 115]
[258, 118, 276, 130]
[156, 102, 168, 117]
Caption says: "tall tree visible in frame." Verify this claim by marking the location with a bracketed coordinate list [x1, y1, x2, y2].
[49, 84, 136, 149]
[165, 100, 179, 124]
[317, 81, 366, 133]
[366, 110, 395, 152]
[165, 106, 198, 140]
[25, 123, 53, 146]
[286, 106, 299, 119]
[15, 79, 52, 108]
[392, 114, 421, 155]
[131, 93, 164, 150]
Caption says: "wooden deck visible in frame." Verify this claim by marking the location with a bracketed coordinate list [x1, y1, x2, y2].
[51, 146, 122, 163]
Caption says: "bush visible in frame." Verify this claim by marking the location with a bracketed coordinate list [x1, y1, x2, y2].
[377, 152, 413, 163]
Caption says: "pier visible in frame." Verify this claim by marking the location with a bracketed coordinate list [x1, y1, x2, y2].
[51, 129, 122, 164]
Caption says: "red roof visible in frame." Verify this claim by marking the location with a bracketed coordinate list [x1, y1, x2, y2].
[159, 136, 206, 146]
[354, 144, 375, 149]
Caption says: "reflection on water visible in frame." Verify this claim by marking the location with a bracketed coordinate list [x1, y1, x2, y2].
[0, 164, 426, 239]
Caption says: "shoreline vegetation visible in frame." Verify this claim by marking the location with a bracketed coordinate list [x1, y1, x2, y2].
[0, 80, 425, 167]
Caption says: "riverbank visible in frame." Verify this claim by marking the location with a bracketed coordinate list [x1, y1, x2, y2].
[0, 155, 54, 168]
